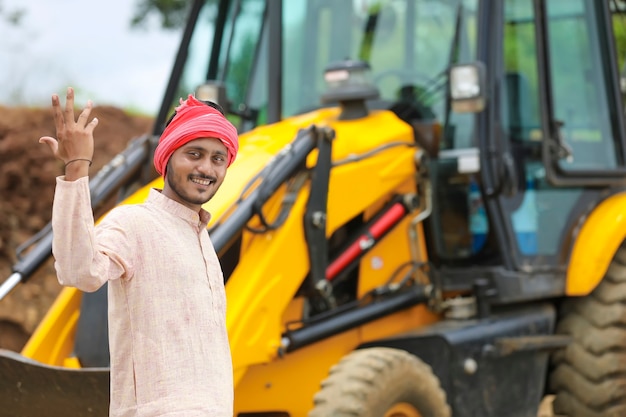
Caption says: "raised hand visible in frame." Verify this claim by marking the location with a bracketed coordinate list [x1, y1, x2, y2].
[39, 87, 99, 179]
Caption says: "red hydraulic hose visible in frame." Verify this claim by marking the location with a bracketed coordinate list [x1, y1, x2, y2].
[326, 202, 407, 281]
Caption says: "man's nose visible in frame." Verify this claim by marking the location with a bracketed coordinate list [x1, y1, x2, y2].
[196, 159, 216, 176]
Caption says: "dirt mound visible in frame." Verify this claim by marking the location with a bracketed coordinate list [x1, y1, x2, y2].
[0, 104, 153, 350]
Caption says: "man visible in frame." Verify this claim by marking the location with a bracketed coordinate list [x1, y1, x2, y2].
[39, 87, 238, 417]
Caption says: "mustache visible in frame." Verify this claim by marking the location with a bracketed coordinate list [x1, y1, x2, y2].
[189, 174, 217, 182]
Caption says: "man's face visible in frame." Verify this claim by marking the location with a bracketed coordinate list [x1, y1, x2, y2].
[162, 137, 228, 211]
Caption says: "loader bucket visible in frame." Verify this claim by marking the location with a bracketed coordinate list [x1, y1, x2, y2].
[0, 349, 109, 417]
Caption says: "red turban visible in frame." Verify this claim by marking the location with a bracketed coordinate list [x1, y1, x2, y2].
[153, 94, 239, 176]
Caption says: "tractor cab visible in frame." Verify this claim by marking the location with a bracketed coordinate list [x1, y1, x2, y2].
[416, 8, 626, 413]
[428, 0, 626, 304]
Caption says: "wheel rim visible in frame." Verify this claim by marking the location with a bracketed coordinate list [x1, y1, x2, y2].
[384, 402, 423, 417]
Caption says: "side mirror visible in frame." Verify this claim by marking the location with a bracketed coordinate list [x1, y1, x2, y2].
[449, 62, 486, 113]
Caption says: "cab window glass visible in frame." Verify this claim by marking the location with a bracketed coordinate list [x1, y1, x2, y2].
[500, 0, 584, 260]
[546, 0, 621, 170]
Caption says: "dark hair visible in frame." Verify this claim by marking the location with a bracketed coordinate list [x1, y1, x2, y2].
[164, 99, 226, 128]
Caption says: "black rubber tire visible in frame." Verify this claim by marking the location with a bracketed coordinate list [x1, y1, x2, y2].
[308, 347, 451, 417]
[550, 246, 626, 417]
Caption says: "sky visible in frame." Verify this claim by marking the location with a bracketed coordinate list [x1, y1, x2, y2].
[0, 0, 182, 114]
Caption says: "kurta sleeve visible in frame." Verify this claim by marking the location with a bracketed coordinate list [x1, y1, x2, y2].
[51, 176, 135, 292]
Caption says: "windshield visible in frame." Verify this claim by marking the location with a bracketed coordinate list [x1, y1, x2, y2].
[284, 0, 478, 133]
[171, 0, 478, 142]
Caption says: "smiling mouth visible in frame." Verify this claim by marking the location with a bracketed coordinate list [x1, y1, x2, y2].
[190, 177, 214, 187]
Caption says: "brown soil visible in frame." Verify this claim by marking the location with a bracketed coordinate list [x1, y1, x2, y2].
[0, 104, 153, 351]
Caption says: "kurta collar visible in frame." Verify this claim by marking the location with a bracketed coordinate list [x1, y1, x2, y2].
[147, 188, 211, 229]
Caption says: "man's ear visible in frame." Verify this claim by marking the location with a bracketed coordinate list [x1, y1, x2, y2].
[163, 159, 172, 179]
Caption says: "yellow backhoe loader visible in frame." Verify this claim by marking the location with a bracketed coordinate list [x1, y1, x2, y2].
[3, 1, 626, 416]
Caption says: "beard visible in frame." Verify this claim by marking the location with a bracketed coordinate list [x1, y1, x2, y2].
[165, 166, 218, 207]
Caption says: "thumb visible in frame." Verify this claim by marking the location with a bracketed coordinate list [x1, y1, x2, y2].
[39, 136, 59, 155]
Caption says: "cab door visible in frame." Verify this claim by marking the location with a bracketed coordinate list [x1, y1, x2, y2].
[535, 0, 626, 185]
[495, 0, 626, 273]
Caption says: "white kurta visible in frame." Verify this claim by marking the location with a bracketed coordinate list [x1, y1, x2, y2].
[52, 177, 233, 417]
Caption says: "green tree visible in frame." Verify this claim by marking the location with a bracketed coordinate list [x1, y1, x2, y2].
[0, 1, 25, 26]
[131, 0, 193, 29]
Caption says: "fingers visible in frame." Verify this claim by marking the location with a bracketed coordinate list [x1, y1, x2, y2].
[76, 100, 93, 128]
[51, 94, 65, 135]
[63, 87, 76, 127]
[51, 88, 98, 135]
[85, 117, 99, 134]
[39, 136, 59, 155]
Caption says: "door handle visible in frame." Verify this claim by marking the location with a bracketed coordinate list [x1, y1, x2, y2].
[550, 119, 573, 162]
